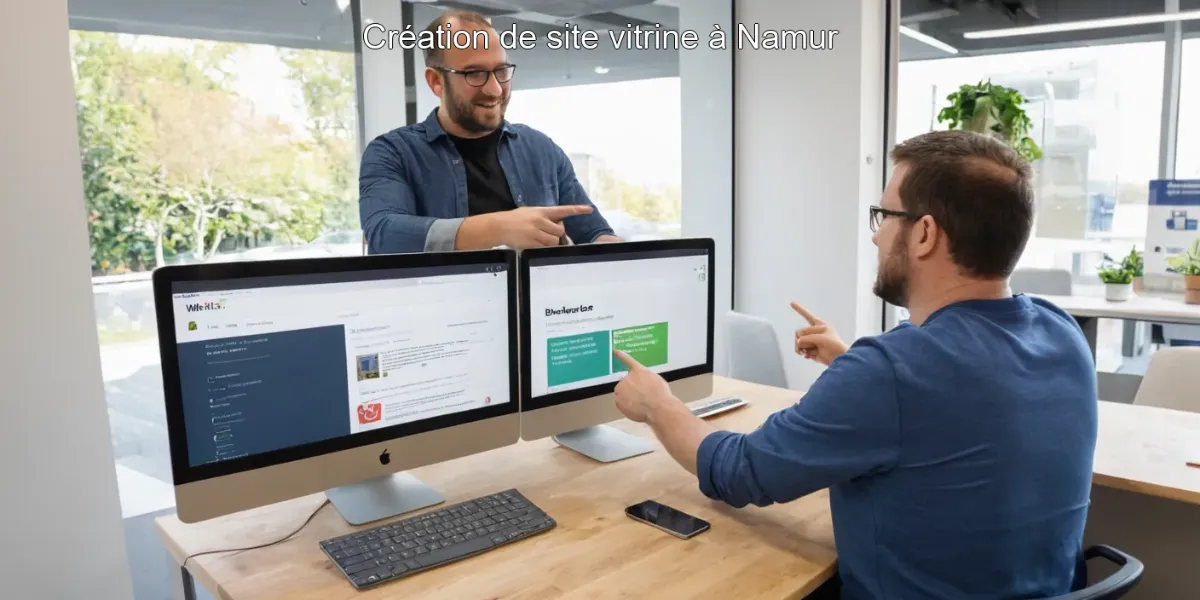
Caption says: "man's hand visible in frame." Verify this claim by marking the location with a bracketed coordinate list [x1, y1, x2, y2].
[457, 205, 593, 250]
[612, 349, 676, 423]
[791, 302, 849, 367]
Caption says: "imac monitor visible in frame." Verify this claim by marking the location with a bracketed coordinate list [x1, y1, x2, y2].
[153, 250, 519, 524]
[519, 238, 715, 462]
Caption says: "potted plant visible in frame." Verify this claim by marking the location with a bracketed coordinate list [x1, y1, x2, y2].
[937, 80, 1044, 163]
[1166, 238, 1200, 304]
[1121, 247, 1144, 291]
[1098, 263, 1134, 302]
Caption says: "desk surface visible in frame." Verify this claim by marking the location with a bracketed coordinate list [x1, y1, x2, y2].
[155, 377, 1200, 599]
[1033, 293, 1200, 325]
[1094, 400, 1200, 506]
[155, 377, 836, 600]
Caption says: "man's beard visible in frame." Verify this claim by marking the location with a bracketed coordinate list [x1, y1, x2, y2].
[445, 78, 507, 134]
[873, 236, 910, 308]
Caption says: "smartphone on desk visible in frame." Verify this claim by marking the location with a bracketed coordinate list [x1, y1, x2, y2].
[625, 500, 710, 540]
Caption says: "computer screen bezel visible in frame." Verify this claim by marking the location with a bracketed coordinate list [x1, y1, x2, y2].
[518, 238, 716, 412]
[152, 249, 520, 486]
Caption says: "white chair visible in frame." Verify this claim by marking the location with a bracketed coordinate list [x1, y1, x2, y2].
[723, 311, 789, 388]
[1009, 268, 1073, 296]
[1133, 347, 1200, 413]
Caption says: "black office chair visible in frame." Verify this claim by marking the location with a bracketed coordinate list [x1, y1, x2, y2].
[1045, 545, 1143, 600]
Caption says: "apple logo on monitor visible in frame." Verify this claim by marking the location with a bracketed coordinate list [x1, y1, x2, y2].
[379, 449, 390, 466]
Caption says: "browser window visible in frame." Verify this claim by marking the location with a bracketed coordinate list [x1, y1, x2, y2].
[526, 250, 709, 397]
[170, 266, 510, 466]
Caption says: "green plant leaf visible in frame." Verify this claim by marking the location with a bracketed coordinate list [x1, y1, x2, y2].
[937, 80, 1043, 162]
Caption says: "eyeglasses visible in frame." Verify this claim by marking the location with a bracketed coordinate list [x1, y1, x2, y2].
[436, 64, 516, 87]
[869, 205, 915, 232]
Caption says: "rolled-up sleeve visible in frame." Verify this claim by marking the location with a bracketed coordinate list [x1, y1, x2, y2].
[359, 138, 445, 254]
[696, 340, 901, 508]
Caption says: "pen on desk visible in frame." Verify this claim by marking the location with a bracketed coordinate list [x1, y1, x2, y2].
[1187, 462, 1200, 469]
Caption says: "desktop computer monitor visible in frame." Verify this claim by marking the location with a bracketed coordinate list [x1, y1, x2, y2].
[152, 249, 520, 524]
[518, 238, 715, 462]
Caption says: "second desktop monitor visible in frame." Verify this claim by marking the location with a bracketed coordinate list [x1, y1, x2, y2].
[519, 239, 716, 462]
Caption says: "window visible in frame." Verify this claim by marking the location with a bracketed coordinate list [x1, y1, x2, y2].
[70, 0, 362, 595]
[73, 1, 732, 595]
[897, 17, 1168, 377]
[410, 3, 688, 243]
[898, 41, 1165, 283]
[1178, 39, 1200, 178]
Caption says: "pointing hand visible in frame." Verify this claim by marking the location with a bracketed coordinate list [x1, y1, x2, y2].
[791, 302, 849, 367]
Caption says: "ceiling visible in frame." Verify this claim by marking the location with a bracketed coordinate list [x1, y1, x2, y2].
[900, 0, 1200, 61]
[66, 0, 1200, 86]
[66, 0, 684, 90]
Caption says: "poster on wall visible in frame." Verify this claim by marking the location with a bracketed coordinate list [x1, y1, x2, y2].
[1145, 179, 1200, 276]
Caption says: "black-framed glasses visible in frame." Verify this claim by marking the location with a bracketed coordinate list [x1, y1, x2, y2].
[869, 205, 914, 232]
[436, 64, 516, 87]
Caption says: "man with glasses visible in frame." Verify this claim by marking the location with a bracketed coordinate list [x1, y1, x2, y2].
[610, 130, 1097, 599]
[359, 10, 621, 254]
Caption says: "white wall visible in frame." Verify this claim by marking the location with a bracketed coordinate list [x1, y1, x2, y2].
[0, 1, 134, 598]
[734, 0, 887, 389]
[680, 0, 735, 375]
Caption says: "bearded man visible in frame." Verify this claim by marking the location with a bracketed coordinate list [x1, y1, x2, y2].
[359, 10, 621, 254]
[610, 130, 1097, 600]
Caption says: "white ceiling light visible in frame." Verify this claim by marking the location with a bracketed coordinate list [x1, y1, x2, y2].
[899, 25, 959, 54]
[964, 9, 1200, 39]
[594, 66, 610, 75]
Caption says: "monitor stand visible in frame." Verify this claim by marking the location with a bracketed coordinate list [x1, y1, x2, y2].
[325, 472, 444, 525]
[552, 424, 654, 463]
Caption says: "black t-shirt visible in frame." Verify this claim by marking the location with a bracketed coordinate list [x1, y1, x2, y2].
[448, 128, 516, 216]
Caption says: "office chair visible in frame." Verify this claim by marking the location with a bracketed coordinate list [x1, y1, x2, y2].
[1045, 545, 1143, 600]
[723, 311, 789, 388]
[1010, 268, 1073, 296]
[1133, 346, 1200, 413]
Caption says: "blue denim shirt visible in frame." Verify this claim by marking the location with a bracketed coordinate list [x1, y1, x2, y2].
[359, 109, 615, 254]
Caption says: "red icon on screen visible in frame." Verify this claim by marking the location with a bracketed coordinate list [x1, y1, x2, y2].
[357, 403, 382, 424]
[484, 396, 491, 405]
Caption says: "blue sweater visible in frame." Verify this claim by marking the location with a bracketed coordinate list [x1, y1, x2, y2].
[697, 295, 1097, 599]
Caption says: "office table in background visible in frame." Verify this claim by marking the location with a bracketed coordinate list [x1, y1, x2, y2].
[1032, 293, 1200, 358]
[1088, 399, 1200, 599]
[1093, 400, 1200, 506]
[155, 377, 837, 600]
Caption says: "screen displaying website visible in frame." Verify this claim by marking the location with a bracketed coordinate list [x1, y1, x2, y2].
[170, 265, 511, 467]
[527, 249, 709, 399]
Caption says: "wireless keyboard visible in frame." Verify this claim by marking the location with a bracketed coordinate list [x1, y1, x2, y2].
[319, 489, 555, 589]
[689, 396, 748, 418]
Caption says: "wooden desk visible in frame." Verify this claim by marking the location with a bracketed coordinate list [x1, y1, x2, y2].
[1093, 400, 1200, 506]
[156, 377, 836, 600]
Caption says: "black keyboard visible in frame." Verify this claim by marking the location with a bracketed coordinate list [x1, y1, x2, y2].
[319, 489, 555, 590]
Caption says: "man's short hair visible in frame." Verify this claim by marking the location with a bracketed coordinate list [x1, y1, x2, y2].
[422, 10, 494, 67]
[890, 130, 1035, 279]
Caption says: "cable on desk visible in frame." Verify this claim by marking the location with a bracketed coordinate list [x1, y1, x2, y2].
[181, 499, 332, 569]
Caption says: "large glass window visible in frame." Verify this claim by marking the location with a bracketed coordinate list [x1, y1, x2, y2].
[77, 29, 360, 495]
[69, 1, 362, 596]
[895, 4, 1177, 379]
[410, 3, 687, 243]
[1178, 38, 1200, 178]
[71, 1, 732, 596]
[899, 42, 1165, 285]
